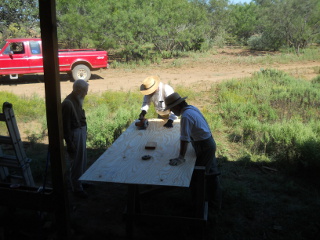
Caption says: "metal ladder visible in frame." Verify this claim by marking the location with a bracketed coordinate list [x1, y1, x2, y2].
[0, 102, 35, 187]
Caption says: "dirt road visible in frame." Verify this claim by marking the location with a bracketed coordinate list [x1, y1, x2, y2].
[1, 48, 319, 98]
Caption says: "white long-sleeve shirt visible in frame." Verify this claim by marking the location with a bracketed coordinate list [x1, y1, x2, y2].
[141, 82, 178, 121]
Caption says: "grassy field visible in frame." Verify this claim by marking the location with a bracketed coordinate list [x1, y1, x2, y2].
[0, 47, 320, 240]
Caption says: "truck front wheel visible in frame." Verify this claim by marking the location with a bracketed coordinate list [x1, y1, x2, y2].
[72, 64, 91, 82]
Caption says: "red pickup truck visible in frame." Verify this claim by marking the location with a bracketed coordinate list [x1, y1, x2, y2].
[0, 38, 108, 82]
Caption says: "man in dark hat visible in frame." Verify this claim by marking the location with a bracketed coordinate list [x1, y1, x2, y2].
[138, 76, 177, 128]
[164, 92, 222, 209]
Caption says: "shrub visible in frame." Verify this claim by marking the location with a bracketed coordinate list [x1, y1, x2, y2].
[247, 35, 266, 51]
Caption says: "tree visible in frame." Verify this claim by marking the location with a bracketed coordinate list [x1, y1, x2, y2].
[56, 0, 210, 60]
[56, 0, 111, 49]
[145, 0, 209, 53]
[205, 0, 231, 46]
[255, 0, 320, 53]
[228, 2, 258, 45]
[0, 0, 40, 40]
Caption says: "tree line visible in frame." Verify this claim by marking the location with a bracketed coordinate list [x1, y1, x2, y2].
[1, 0, 319, 60]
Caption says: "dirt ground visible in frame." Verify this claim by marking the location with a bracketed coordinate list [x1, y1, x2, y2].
[0, 48, 319, 99]
[1, 48, 320, 240]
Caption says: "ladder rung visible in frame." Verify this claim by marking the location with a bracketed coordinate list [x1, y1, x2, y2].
[0, 136, 12, 144]
[0, 154, 31, 162]
[0, 155, 32, 168]
[0, 154, 16, 161]
[8, 174, 23, 180]
[0, 158, 22, 168]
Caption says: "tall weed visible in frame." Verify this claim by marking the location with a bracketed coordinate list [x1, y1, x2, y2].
[85, 91, 141, 148]
[216, 69, 320, 173]
[0, 92, 45, 122]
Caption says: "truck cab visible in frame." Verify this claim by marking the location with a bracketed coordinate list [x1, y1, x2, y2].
[0, 39, 43, 79]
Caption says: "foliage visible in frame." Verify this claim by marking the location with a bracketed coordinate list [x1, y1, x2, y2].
[85, 91, 141, 148]
[206, 0, 230, 42]
[56, 0, 109, 49]
[216, 68, 320, 174]
[254, 0, 320, 53]
[1, 0, 319, 58]
[55, 0, 210, 61]
[0, 92, 46, 122]
[228, 2, 258, 45]
[0, 0, 40, 39]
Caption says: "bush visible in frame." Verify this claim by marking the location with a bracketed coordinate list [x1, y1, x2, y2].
[247, 34, 284, 51]
[247, 35, 266, 51]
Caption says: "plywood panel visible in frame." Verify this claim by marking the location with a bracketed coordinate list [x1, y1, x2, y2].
[80, 119, 196, 187]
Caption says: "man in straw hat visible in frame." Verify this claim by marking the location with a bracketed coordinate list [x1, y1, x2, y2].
[164, 92, 222, 209]
[139, 76, 177, 128]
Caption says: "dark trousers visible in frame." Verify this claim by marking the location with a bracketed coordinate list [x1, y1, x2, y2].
[190, 136, 222, 208]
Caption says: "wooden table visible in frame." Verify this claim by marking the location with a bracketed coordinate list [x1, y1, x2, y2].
[80, 119, 208, 238]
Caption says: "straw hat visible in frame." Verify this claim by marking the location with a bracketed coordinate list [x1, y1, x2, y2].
[164, 92, 188, 110]
[140, 76, 160, 95]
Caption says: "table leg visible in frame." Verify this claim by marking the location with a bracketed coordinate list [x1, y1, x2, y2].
[194, 167, 206, 240]
[194, 167, 206, 218]
[126, 184, 137, 238]
[126, 184, 142, 238]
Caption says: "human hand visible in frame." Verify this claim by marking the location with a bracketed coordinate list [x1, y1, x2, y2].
[169, 156, 185, 166]
[163, 119, 173, 128]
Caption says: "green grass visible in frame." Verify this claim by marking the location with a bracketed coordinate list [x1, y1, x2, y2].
[213, 69, 320, 177]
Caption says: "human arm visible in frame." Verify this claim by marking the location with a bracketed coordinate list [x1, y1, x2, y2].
[139, 95, 151, 119]
[169, 112, 192, 165]
[179, 140, 189, 158]
[169, 140, 189, 166]
[163, 84, 177, 128]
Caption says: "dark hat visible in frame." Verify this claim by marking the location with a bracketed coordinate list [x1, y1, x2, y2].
[164, 92, 187, 110]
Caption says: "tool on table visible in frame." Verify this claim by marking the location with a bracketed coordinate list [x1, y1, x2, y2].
[135, 117, 149, 130]
[141, 155, 151, 160]
[145, 141, 157, 150]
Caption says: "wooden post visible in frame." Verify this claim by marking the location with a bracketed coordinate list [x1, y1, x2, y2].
[38, 0, 70, 238]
